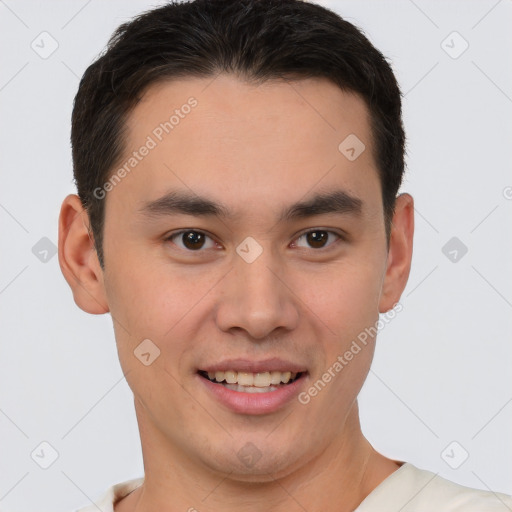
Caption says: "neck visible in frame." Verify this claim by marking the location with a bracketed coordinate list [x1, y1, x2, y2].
[117, 400, 399, 512]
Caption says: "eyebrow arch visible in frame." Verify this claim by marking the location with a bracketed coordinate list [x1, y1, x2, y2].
[138, 189, 363, 222]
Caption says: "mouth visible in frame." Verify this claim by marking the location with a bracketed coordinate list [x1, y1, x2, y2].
[198, 369, 305, 393]
[197, 363, 309, 415]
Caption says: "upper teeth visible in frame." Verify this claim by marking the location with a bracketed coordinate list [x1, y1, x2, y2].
[207, 370, 297, 387]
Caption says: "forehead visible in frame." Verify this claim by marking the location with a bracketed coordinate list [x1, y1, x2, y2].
[128, 74, 372, 148]
[108, 74, 381, 221]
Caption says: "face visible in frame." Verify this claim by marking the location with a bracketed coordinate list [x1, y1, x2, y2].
[62, 74, 412, 482]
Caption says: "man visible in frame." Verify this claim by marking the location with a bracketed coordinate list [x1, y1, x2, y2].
[58, 0, 512, 510]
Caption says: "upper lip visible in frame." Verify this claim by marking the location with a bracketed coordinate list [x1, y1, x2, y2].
[199, 358, 307, 374]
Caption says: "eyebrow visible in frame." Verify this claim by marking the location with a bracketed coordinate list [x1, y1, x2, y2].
[138, 189, 363, 223]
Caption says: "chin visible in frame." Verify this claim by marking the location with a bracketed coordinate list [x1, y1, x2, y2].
[198, 442, 307, 483]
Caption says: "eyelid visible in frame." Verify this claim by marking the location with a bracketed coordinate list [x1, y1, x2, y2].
[164, 229, 220, 251]
[164, 227, 346, 252]
[291, 228, 345, 250]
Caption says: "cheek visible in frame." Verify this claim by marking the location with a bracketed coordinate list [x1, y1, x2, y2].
[103, 254, 217, 374]
[303, 258, 383, 327]
[298, 258, 383, 391]
[103, 258, 176, 360]
[105, 252, 187, 328]
[104, 262, 195, 418]
[297, 267, 380, 421]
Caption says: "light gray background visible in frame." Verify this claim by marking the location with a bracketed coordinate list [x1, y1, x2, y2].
[1, 1, 511, 511]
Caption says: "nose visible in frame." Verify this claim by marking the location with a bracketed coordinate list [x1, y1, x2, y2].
[214, 245, 300, 340]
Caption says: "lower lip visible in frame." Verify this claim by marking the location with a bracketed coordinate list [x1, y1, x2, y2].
[198, 373, 307, 415]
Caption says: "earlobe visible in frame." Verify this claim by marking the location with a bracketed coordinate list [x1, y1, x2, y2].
[58, 194, 109, 314]
[378, 193, 414, 313]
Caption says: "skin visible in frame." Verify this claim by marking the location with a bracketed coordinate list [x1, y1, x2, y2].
[59, 74, 414, 512]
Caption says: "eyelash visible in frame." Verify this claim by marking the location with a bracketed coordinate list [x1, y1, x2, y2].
[164, 228, 345, 253]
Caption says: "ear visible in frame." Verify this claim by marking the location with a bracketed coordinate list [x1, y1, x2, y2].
[58, 194, 109, 314]
[378, 193, 414, 313]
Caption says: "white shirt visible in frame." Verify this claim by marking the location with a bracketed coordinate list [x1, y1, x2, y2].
[74, 463, 512, 511]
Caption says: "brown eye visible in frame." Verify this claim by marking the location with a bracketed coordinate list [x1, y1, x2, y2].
[167, 230, 216, 251]
[294, 229, 342, 250]
[306, 231, 328, 248]
[182, 231, 205, 250]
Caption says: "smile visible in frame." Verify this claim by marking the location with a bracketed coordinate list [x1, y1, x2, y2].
[199, 370, 303, 393]
[197, 367, 308, 415]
